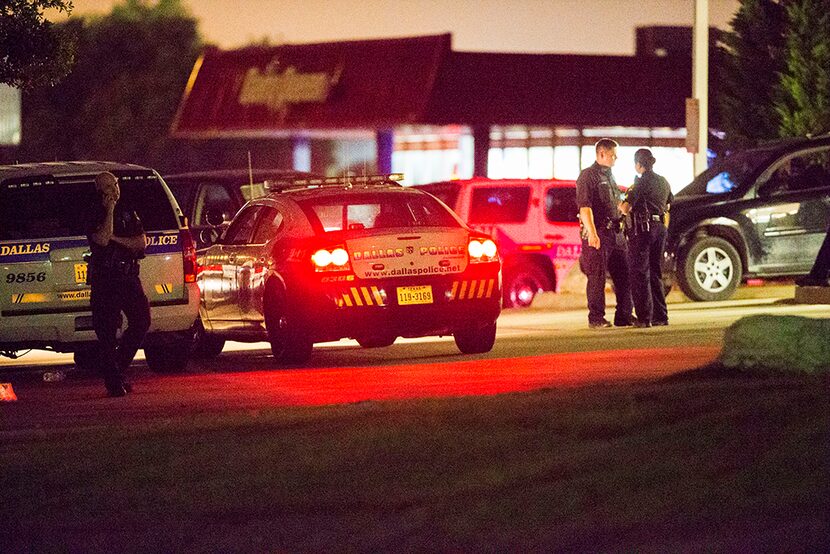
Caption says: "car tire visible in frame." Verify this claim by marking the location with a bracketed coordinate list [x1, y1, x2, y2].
[190, 317, 225, 359]
[504, 265, 552, 308]
[73, 346, 101, 373]
[677, 236, 742, 302]
[144, 331, 191, 373]
[356, 335, 397, 348]
[454, 321, 497, 354]
[265, 289, 313, 365]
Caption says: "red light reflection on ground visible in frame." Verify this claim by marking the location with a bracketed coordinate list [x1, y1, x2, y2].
[176, 346, 720, 407]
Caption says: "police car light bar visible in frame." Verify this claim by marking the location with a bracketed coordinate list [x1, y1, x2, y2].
[266, 173, 405, 192]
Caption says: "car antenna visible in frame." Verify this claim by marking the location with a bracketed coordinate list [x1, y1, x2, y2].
[247, 151, 254, 186]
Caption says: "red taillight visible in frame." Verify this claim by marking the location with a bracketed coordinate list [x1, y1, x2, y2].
[468, 238, 499, 263]
[180, 229, 197, 283]
[312, 246, 351, 272]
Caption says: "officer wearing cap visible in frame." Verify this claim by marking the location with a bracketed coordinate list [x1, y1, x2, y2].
[620, 148, 673, 327]
[86, 171, 150, 397]
[576, 138, 634, 329]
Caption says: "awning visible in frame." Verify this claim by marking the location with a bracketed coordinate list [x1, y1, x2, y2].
[171, 34, 452, 138]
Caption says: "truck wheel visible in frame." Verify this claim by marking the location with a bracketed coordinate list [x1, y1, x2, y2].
[191, 317, 225, 359]
[265, 290, 313, 365]
[504, 266, 552, 308]
[677, 236, 742, 302]
[454, 321, 497, 354]
[144, 331, 191, 373]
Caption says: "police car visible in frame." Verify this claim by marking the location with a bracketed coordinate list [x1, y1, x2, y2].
[195, 174, 501, 363]
[0, 162, 200, 372]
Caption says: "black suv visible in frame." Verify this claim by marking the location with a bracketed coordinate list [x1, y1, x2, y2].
[163, 169, 317, 249]
[667, 135, 830, 301]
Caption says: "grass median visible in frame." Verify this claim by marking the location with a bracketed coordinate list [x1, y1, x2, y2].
[2, 369, 828, 552]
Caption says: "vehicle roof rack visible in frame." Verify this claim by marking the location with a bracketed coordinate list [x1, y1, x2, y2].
[265, 173, 405, 192]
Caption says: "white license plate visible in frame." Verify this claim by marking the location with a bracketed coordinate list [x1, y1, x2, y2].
[74, 263, 87, 284]
[397, 285, 433, 305]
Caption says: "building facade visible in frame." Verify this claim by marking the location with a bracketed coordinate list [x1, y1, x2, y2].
[171, 33, 701, 190]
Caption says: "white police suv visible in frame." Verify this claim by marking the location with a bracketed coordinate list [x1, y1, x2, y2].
[0, 162, 200, 372]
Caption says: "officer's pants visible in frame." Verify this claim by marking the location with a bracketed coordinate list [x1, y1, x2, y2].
[90, 274, 150, 382]
[628, 222, 668, 324]
[580, 230, 633, 325]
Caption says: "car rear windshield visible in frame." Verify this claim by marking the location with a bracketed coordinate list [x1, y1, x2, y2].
[299, 191, 459, 233]
[0, 172, 178, 241]
[413, 183, 460, 209]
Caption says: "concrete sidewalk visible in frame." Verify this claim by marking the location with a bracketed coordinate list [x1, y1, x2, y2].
[531, 279, 813, 312]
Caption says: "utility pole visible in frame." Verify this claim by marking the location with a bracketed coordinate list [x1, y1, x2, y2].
[691, 0, 709, 176]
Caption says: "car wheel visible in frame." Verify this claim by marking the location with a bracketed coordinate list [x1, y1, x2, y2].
[356, 335, 397, 348]
[677, 236, 742, 301]
[144, 331, 191, 373]
[73, 346, 101, 373]
[454, 321, 497, 354]
[504, 265, 552, 308]
[190, 317, 225, 359]
[265, 290, 313, 365]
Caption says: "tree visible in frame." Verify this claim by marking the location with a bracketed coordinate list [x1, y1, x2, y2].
[775, 0, 830, 137]
[716, 0, 788, 149]
[0, 0, 77, 89]
[18, 0, 201, 168]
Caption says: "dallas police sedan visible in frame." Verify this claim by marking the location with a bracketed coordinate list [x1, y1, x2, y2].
[195, 174, 501, 364]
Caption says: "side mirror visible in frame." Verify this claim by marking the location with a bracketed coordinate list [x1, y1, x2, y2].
[205, 207, 227, 227]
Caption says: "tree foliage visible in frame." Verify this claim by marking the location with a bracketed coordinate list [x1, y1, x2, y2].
[18, 0, 201, 169]
[716, 0, 787, 149]
[774, 0, 830, 137]
[0, 0, 77, 89]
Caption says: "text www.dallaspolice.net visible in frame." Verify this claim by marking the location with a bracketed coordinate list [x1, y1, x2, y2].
[363, 265, 461, 278]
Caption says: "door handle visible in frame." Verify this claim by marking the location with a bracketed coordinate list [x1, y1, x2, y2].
[544, 234, 564, 240]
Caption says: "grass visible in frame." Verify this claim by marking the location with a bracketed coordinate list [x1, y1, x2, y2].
[2, 369, 828, 552]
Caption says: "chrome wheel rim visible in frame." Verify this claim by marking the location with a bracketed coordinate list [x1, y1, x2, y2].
[693, 246, 734, 293]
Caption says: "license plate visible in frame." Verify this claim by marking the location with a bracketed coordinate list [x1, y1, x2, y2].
[397, 285, 433, 305]
[74, 263, 87, 284]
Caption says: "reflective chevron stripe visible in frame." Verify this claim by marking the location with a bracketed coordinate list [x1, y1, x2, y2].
[340, 286, 388, 307]
[448, 279, 497, 300]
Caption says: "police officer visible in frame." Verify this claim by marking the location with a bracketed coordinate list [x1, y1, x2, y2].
[620, 148, 673, 327]
[87, 171, 150, 397]
[576, 138, 634, 328]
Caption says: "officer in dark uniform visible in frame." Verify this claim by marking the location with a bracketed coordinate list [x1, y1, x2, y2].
[86, 171, 150, 397]
[620, 148, 673, 327]
[576, 138, 634, 328]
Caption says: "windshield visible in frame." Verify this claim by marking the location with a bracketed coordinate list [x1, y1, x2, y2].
[299, 191, 460, 233]
[676, 148, 778, 197]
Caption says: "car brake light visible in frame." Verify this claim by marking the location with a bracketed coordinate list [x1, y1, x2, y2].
[180, 229, 197, 283]
[468, 238, 499, 263]
[312, 246, 351, 272]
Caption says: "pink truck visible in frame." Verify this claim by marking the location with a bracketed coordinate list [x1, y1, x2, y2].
[415, 178, 582, 308]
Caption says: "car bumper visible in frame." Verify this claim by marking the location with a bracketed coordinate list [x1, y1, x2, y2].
[300, 268, 502, 341]
[0, 284, 199, 353]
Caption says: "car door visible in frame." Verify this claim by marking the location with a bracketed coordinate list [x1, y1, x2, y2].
[200, 205, 261, 328]
[750, 147, 830, 273]
[542, 183, 582, 289]
[237, 206, 285, 324]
